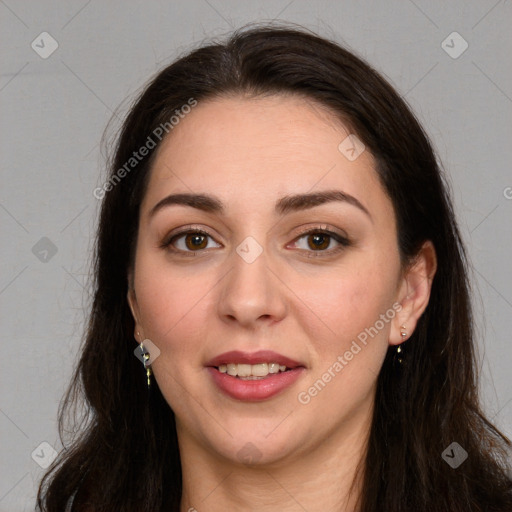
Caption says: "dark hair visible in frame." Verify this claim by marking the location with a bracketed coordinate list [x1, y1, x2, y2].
[37, 23, 512, 511]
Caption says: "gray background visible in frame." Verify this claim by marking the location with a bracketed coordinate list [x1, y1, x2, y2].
[1, 0, 511, 509]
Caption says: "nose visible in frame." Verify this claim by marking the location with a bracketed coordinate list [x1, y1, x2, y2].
[217, 243, 287, 328]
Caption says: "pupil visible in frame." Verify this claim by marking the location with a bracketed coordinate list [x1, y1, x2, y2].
[187, 234, 207, 250]
[309, 234, 328, 250]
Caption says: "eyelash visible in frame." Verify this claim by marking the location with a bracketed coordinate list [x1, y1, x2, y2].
[293, 227, 351, 257]
[160, 226, 351, 258]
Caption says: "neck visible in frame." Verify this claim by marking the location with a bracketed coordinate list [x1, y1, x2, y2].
[178, 401, 372, 512]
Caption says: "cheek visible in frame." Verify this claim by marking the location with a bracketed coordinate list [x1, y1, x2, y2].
[133, 257, 214, 411]
[293, 280, 391, 415]
[292, 261, 398, 405]
[134, 252, 214, 339]
[297, 266, 395, 347]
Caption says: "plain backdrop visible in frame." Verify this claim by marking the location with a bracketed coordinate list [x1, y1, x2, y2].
[1, 1, 511, 509]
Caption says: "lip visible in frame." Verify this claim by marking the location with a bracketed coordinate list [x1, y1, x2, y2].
[204, 350, 306, 402]
[206, 366, 305, 401]
[204, 350, 304, 369]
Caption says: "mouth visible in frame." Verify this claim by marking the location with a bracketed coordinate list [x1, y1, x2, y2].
[215, 362, 292, 380]
[205, 350, 306, 401]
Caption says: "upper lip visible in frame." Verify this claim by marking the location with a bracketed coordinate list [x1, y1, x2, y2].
[205, 350, 305, 369]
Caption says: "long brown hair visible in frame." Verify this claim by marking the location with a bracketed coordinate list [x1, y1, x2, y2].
[37, 23, 512, 511]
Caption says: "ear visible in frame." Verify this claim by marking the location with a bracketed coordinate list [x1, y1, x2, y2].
[389, 240, 437, 346]
[127, 275, 143, 342]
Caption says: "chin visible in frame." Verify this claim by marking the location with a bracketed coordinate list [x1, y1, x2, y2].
[207, 427, 301, 468]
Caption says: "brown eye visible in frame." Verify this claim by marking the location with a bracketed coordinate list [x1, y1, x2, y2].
[290, 228, 351, 256]
[306, 233, 331, 251]
[184, 233, 208, 250]
[162, 229, 221, 254]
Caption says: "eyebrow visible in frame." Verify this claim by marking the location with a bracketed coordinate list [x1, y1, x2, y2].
[149, 190, 371, 220]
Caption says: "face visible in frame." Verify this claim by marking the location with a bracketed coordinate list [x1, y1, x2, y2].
[128, 94, 417, 467]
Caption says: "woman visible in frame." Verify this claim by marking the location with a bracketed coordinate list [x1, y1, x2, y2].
[37, 24, 512, 511]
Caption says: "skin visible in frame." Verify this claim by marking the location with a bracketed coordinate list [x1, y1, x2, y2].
[128, 94, 437, 511]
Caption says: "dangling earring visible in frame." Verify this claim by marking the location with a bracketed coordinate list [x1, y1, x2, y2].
[137, 331, 152, 389]
[140, 342, 152, 388]
[396, 325, 407, 365]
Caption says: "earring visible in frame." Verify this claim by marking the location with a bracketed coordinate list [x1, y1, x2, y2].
[395, 325, 407, 365]
[137, 332, 152, 389]
[139, 342, 152, 389]
[395, 345, 403, 365]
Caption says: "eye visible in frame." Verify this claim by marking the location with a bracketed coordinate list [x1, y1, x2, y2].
[161, 229, 221, 254]
[161, 226, 350, 257]
[289, 228, 350, 256]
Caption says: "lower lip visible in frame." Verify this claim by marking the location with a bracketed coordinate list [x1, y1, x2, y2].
[206, 367, 305, 401]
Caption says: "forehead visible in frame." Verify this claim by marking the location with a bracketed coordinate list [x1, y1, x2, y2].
[142, 94, 389, 217]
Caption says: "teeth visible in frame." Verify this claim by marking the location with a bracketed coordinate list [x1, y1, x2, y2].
[218, 362, 289, 377]
[268, 363, 280, 374]
[237, 364, 252, 377]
